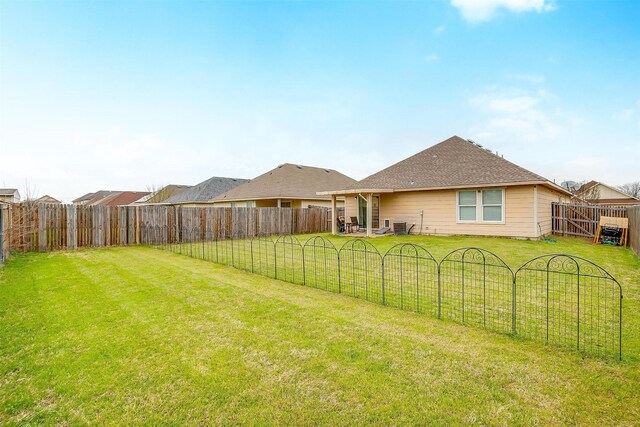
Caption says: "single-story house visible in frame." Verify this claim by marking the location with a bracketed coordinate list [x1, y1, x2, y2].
[575, 180, 640, 206]
[0, 189, 20, 204]
[212, 163, 356, 208]
[36, 195, 62, 204]
[319, 135, 572, 238]
[162, 177, 249, 207]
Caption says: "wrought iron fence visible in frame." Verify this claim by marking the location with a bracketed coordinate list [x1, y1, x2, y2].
[144, 225, 623, 360]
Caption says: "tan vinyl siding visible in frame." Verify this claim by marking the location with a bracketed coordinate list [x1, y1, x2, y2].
[597, 184, 630, 199]
[215, 198, 340, 209]
[537, 186, 568, 236]
[376, 185, 538, 238]
[344, 196, 358, 221]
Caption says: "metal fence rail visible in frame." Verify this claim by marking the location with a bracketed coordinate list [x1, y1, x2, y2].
[146, 226, 624, 360]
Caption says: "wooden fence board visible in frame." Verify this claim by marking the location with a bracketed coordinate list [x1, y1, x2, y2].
[552, 203, 628, 238]
[628, 206, 640, 256]
[2, 204, 329, 254]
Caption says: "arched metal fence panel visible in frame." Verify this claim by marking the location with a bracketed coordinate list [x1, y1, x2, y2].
[151, 234, 623, 360]
[230, 231, 252, 272]
[251, 235, 276, 279]
[439, 248, 514, 334]
[515, 255, 622, 359]
[382, 243, 438, 315]
[303, 236, 340, 292]
[275, 235, 304, 285]
[338, 239, 383, 303]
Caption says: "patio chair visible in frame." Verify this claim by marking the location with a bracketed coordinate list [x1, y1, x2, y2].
[336, 217, 345, 233]
[350, 216, 359, 232]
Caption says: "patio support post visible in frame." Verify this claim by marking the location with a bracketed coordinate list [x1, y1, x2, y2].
[366, 193, 373, 237]
[331, 195, 337, 235]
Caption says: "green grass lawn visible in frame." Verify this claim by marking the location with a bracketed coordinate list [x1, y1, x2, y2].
[1, 236, 639, 424]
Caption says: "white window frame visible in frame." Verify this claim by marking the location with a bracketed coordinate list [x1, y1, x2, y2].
[456, 190, 478, 223]
[456, 188, 505, 224]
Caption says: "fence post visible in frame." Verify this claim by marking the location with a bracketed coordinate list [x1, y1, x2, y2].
[0, 206, 4, 264]
[38, 203, 46, 252]
[381, 259, 385, 305]
[511, 275, 516, 334]
[437, 264, 441, 319]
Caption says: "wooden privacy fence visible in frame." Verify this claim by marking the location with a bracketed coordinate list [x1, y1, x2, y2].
[552, 203, 628, 238]
[3, 203, 329, 254]
[629, 206, 640, 256]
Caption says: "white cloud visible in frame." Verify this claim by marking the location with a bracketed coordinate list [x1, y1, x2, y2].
[612, 108, 635, 121]
[433, 25, 446, 34]
[425, 54, 440, 62]
[450, 0, 556, 22]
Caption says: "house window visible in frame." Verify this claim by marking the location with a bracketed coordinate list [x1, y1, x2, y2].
[458, 191, 477, 221]
[280, 201, 292, 208]
[482, 189, 503, 222]
[457, 189, 504, 223]
[245, 201, 255, 208]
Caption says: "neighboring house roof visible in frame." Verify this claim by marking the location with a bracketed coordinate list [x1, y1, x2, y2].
[72, 192, 97, 203]
[140, 185, 191, 204]
[576, 180, 639, 201]
[591, 198, 640, 205]
[320, 135, 571, 195]
[164, 177, 249, 204]
[577, 180, 599, 193]
[0, 188, 19, 196]
[213, 164, 357, 202]
[36, 195, 62, 204]
[95, 191, 150, 206]
[73, 190, 118, 205]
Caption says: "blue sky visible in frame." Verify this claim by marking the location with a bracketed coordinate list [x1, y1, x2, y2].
[1, 0, 638, 201]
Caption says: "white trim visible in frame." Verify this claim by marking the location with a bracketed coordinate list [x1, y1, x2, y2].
[317, 180, 572, 197]
[456, 190, 477, 223]
[533, 185, 538, 237]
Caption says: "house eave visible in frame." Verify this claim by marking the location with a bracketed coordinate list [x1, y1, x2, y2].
[318, 181, 572, 196]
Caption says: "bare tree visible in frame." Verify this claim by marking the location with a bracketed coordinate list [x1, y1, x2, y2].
[22, 180, 39, 203]
[145, 184, 171, 204]
[619, 181, 640, 199]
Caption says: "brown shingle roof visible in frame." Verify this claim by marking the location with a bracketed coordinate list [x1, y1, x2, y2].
[577, 180, 598, 193]
[324, 136, 567, 194]
[95, 191, 150, 206]
[143, 185, 191, 203]
[213, 163, 357, 202]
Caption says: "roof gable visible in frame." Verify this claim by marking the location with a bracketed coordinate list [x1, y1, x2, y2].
[338, 136, 558, 192]
[214, 164, 357, 202]
[578, 181, 639, 201]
